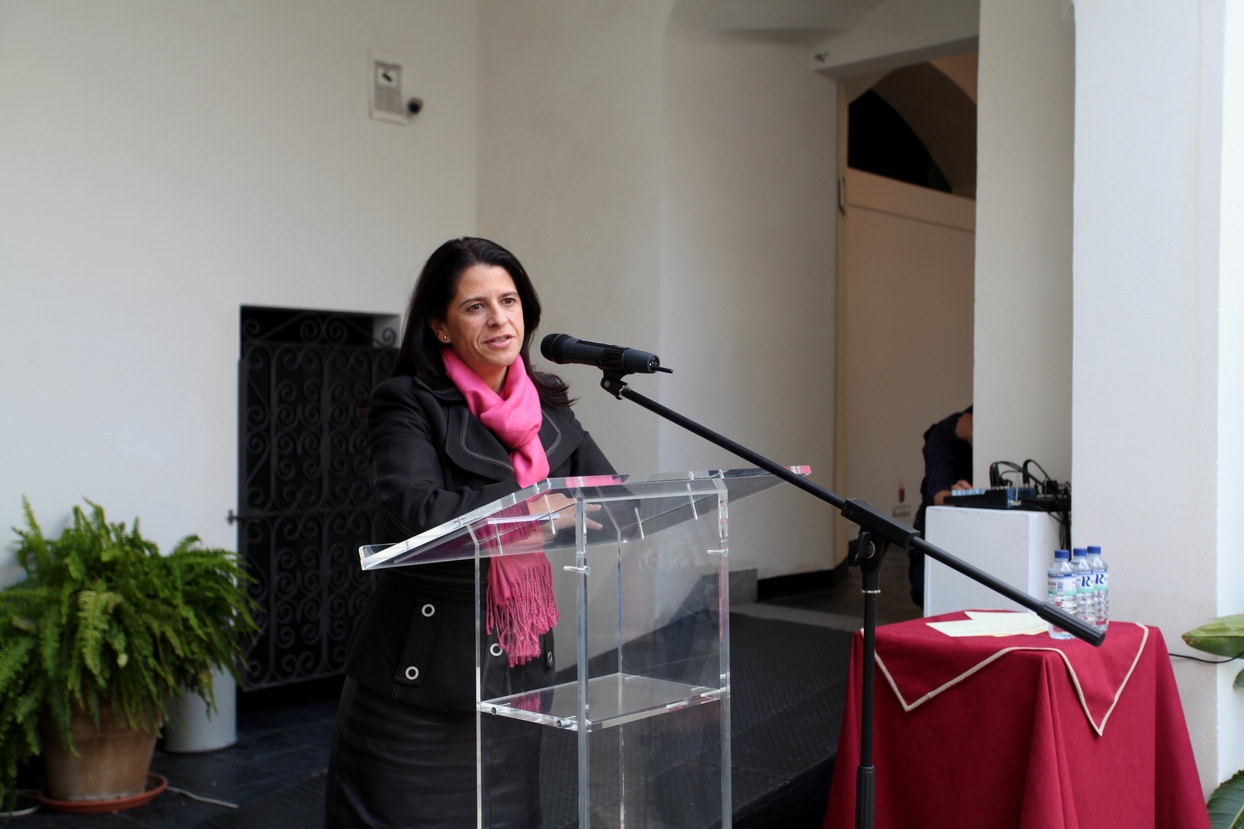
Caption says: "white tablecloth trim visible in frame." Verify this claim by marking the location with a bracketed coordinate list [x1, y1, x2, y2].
[873, 623, 1149, 737]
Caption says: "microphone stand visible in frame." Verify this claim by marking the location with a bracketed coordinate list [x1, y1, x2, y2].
[597, 370, 1104, 829]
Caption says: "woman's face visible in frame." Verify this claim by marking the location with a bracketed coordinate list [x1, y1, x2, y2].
[431, 264, 525, 392]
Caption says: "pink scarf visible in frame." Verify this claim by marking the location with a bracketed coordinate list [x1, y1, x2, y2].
[442, 349, 559, 667]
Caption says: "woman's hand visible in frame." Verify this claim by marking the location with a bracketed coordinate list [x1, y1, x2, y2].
[532, 493, 603, 537]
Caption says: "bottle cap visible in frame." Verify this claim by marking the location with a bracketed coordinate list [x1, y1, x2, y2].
[1055, 549, 1070, 559]
[1072, 547, 1087, 557]
[1087, 546, 1102, 554]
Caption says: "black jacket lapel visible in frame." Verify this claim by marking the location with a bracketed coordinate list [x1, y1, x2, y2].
[430, 384, 579, 482]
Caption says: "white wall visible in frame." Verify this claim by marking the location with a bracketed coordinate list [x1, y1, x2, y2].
[476, 0, 673, 479]
[0, 0, 479, 577]
[1, 0, 848, 592]
[974, 0, 1075, 488]
[811, 0, 980, 77]
[477, 0, 839, 580]
[660, 2, 839, 577]
[1072, 0, 1241, 793]
[1217, 0, 1244, 787]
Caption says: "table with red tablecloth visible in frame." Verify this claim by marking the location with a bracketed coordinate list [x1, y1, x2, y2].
[823, 612, 1209, 829]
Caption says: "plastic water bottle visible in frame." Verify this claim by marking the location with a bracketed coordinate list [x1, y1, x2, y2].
[1088, 545, 1109, 630]
[1047, 549, 1074, 640]
[1072, 547, 1098, 627]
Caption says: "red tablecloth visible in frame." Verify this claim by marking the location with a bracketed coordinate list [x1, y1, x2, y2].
[823, 613, 1209, 829]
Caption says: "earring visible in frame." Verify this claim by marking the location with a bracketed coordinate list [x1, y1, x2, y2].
[440, 335, 449, 343]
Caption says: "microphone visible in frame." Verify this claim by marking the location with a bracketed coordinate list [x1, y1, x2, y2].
[541, 333, 672, 375]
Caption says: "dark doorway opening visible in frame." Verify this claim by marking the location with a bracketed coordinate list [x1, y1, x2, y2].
[235, 306, 396, 689]
[848, 90, 952, 193]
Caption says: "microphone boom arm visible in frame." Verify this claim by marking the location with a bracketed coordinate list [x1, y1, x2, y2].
[599, 368, 1103, 643]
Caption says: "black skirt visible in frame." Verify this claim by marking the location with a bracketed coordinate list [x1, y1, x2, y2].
[324, 677, 543, 829]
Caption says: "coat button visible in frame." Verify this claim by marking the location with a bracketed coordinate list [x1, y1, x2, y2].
[421, 603, 435, 617]
[490, 643, 504, 658]
[405, 666, 420, 681]
[546, 651, 555, 668]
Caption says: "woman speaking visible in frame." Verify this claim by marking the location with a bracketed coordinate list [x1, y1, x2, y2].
[325, 237, 615, 828]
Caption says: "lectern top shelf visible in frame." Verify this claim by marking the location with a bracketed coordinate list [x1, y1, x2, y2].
[358, 466, 809, 571]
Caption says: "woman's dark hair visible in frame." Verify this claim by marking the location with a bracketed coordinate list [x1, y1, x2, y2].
[389, 237, 571, 405]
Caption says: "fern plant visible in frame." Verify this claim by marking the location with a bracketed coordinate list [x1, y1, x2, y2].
[0, 499, 259, 809]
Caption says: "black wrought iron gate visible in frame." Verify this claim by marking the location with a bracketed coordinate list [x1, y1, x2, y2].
[234, 307, 396, 689]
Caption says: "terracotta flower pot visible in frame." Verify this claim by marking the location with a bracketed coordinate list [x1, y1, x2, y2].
[40, 705, 158, 802]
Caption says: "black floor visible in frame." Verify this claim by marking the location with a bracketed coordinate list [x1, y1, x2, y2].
[7, 551, 919, 828]
[7, 678, 342, 828]
[756, 546, 921, 630]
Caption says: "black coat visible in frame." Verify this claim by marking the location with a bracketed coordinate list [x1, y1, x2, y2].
[343, 374, 615, 710]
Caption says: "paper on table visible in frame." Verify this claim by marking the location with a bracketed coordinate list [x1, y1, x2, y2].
[926, 611, 1048, 638]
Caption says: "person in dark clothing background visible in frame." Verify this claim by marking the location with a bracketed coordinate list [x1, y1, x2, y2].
[909, 405, 973, 607]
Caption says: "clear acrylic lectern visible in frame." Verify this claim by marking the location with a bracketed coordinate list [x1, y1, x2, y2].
[359, 467, 805, 829]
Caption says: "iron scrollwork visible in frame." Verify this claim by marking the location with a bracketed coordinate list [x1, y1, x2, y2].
[236, 307, 395, 689]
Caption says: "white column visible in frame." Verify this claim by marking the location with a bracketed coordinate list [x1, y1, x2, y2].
[974, 0, 1075, 486]
[1214, 0, 1244, 786]
[1072, 0, 1239, 793]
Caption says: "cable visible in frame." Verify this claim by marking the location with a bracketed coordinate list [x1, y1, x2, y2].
[166, 786, 239, 809]
[989, 461, 1025, 487]
[1052, 508, 1071, 550]
[1022, 459, 1052, 486]
[0, 791, 40, 818]
[1169, 652, 1244, 665]
[0, 783, 241, 817]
